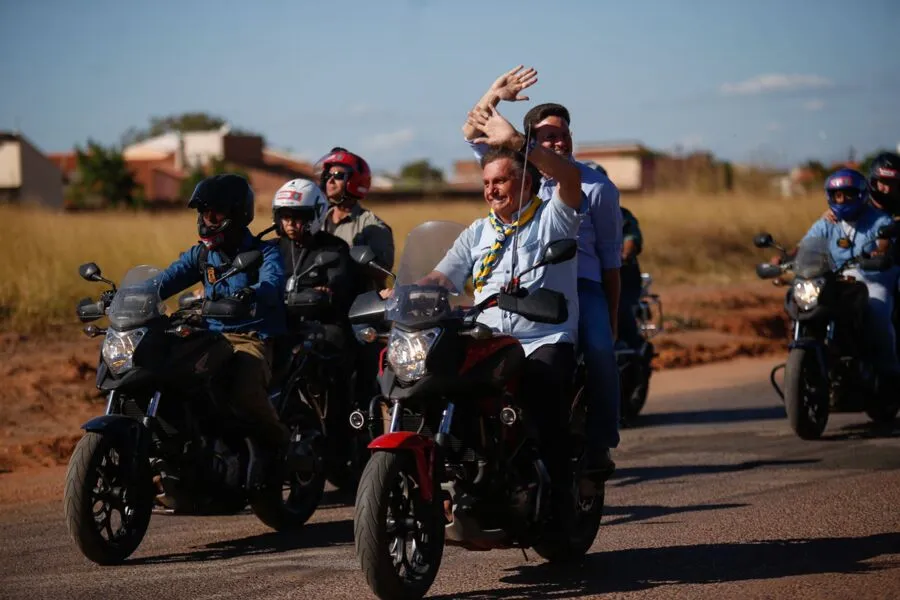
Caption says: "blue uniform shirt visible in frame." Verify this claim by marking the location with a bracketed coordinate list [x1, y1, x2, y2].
[158, 228, 288, 338]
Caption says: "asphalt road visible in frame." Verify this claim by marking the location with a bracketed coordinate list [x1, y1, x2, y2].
[2, 357, 899, 600]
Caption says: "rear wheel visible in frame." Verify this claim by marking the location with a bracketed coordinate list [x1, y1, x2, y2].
[783, 348, 830, 440]
[533, 455, 605, 563]
[355, 452, 444, 600]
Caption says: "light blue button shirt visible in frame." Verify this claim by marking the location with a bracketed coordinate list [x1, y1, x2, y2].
[801, 204, 894, 265]
[467, 140, 623, 282]
[434, 191, 584, 356]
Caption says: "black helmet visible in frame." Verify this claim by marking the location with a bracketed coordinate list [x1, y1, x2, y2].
[868, 152, 900, 214]
[188, 174, 255, 249]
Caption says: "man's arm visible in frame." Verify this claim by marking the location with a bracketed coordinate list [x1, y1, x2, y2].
[252, 243, 286, 308]
[468, 105, 581, 210]
[158, 246, 202, 300]
[603, 269, 621, 341]
[462, 65, 538, 141]
[430, 224, 477, 294]
[324, 252, 357, 315]
[361, 216, 395, 271]
[592, 181, 623, 271]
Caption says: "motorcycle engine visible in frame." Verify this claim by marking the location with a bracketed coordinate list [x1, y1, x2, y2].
[210, 438, 242, 489]
[506, 452, 549, 527]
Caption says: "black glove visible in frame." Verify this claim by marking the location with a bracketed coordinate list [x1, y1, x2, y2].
[232, 287, 256, 304]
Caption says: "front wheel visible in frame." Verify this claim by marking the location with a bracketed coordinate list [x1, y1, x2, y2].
[63, 432, 153, 565]
[783, 347, 830, 440]
[251, 434, 326, 531]
[354, 451, 444, 600]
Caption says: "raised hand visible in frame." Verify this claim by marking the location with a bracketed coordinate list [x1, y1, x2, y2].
[489, 65, 538, 103]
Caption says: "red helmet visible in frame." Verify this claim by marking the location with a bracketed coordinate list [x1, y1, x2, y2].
[314, 147, 371, 203]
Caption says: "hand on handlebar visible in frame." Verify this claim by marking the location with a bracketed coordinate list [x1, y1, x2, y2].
[379, 288, 394, 300]
[232, 287, 256, 304]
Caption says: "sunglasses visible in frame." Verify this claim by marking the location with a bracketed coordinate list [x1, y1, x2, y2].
[326, 170, 349, 181]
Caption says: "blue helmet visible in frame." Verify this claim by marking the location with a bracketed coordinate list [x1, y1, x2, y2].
[825, 168, 868, 222]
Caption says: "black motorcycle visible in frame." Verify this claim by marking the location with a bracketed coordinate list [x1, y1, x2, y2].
[64, 251, 324, 565]
[754, 231, 900, 439]
[617, 271, 662, 424]
[274, 249, 378, 493]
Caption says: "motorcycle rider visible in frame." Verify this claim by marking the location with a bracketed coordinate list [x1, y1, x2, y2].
[271, 177, 362, 477]
[157, 174, 290, 482]
[583, 161, 646, 352]
[386, 109, 585, 533]
[316, 147, 395, 289]
[315, 147, 394, 420]
[272, 177, 356, 330]
[771, 168, 900, 387]
[463, 66, 621, 478]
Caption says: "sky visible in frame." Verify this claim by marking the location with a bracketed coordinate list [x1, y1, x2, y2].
[1, 0, 898, 176]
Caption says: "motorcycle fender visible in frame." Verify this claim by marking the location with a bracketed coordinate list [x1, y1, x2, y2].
[787, 338, 828, 378]
[368, 432, 434, 501]
[81, 415, 147, 453]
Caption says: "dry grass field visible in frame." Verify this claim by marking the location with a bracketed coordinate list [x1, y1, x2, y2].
[0, 191, 825, 332]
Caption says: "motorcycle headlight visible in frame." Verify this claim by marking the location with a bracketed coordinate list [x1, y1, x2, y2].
[793, 278, 824, 311]
[386, 327, 441, 383]
[102, 327, 147, 375]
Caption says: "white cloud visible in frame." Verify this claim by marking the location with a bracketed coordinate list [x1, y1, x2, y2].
[719, 74, 833, 96]
[766, 122, 782, 132]
[360, 128, 416, 152]
[803, 99, 825, 111]
[348, 103, 375, 117]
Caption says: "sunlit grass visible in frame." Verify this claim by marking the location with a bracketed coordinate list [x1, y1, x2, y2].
[0, 192, 823, 332]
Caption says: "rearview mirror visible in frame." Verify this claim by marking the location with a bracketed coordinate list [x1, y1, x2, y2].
[350, 245, 377, 266]
[79, 262, 103, 282]
[537, 238, 577, 267]
[753, 233, 774, 249]
[755, 263, 783, 279]
[314, 251, 341, 269]
[231, 250, 264, 274]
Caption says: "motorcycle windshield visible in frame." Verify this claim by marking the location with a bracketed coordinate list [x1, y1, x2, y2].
[793, 237, 836, 279]
[387, 221, 475, 326]
[107, 265, 167, 330]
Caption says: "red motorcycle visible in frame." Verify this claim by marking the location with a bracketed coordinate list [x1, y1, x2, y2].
[346, 221, 604, 600]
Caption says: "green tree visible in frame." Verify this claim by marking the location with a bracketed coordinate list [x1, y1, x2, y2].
[397, 159, 445, 189]
[68, 140, 140, 208]
[178, 157, 251, 200]
[121, 112, 264, 146]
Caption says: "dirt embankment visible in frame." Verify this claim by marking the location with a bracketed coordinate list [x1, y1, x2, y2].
[0, 282, 790, 474]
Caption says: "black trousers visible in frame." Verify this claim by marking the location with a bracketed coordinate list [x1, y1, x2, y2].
[519, 343, 576, 493]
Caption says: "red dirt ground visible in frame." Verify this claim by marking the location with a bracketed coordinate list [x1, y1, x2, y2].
[0, 282, 791, 474]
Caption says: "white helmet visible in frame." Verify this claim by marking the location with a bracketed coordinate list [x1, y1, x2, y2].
[272, 178, 328, 235]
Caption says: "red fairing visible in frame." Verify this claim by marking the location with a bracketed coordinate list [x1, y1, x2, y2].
[460, 335, 521, 374]
[368, 432, 435, 501]
[377, 346, 387, 376]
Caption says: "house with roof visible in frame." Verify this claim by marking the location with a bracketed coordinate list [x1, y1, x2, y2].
[0, 132, 64, 208]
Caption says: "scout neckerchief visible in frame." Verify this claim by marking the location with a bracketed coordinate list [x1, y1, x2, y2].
[473, 196, 541, 292]
[838, 220, 857, 253]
